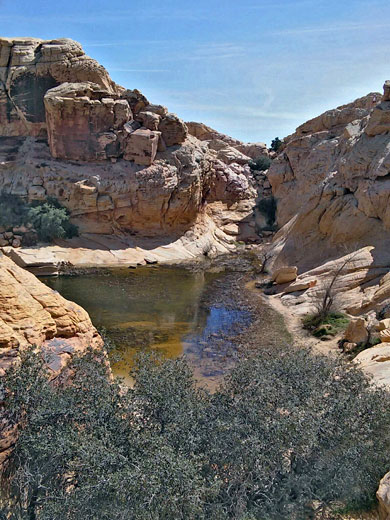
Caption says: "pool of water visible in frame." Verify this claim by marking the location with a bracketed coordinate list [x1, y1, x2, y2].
[42, 266, 251, 387]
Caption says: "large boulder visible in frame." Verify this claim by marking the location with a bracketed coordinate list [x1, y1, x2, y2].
[158, 113, 188, 147]
[271, 266, 298, 285]
[0, 37, 117, 137]
[123, 128, 160, 166]
[44, 82, 131, 161]
[343, 317, 368, 344]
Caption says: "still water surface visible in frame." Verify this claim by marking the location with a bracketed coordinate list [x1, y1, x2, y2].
[43, 266, 250, 387]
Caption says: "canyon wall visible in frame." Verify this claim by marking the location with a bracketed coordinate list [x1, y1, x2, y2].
[267, 84, 390, 316]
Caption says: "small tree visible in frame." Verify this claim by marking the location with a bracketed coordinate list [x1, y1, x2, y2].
[270, 137, 282, 153]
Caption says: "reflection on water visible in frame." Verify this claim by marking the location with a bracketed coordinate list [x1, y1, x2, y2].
[42, 266, 250, 387]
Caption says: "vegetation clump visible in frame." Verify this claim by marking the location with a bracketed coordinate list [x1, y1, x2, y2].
[303, 312, 350, 337]
[1, 344, 390, 519]
[249, 155, 271, 172]
[256, 195, 277, 229]
[0, 193, 78, 244]
[270, 137, 282, 153]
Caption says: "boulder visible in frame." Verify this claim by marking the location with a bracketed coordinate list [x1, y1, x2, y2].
[380, 329, 390, 343]
[136, 110, 160, 131]
[354, 345, 390, 388]
[271, 266, 298, 285]
[44, 82, 131, 161]
[158, 113, 188, 147]
[122, 128, 160, 166]
[283, 279, 317, 293]
[377, 319, 390, 331]
[378, 472, 390, 520]
[343, 317, 369, 344]
[121, 89, 149, 115]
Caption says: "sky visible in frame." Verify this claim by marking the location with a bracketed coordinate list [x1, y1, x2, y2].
[1, 0, 390, 145]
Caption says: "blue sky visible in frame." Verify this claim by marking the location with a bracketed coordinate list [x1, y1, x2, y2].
[1, 0, 390, 144]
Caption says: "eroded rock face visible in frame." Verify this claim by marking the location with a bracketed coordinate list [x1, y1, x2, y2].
[44, 82, 132, 161]
[186, 121, 269, 159]
[0, 252, 102, 464]
[378, 472, 390, 519]
[0, 37, 256, 245]
[0, 37, 117, 137]
[0, 135, 255, 236]
[267, 84, 390, 315]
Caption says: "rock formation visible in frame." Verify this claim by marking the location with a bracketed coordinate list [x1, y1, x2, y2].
[0, 252, 102, 464]
[186, 121, 269, 160]
[378, 471, 390, 519]
[266, 85, 390, 317]
[0, 37, 258, 261]
[0, 38, 116, 137]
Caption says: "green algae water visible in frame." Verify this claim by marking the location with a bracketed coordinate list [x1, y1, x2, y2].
[42, 265, 251, 387]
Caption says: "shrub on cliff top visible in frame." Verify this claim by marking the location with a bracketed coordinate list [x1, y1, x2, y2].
[1, 346, 390, 519]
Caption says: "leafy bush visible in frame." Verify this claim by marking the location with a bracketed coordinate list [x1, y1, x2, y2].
[270, 137, 282, 153]
[28, 198, 78, 242]
[1, 345, 390, 519]
[249, 155, 271, 171]
[0, 193, 78, 243]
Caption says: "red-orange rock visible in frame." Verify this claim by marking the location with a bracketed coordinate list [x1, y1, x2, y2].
[44, 82, 131, 161]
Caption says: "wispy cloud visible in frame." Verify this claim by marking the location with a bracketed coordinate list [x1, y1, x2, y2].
[161, 42, 247, 62]
[274, 21, 390, 35]
[84, 40, 173, 48]
[171, 101, 305, 121]
[246, 0, 324, 10]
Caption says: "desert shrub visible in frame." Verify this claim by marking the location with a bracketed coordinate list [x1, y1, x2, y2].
[1, 345, 390, 519]
[27, 198, 78, 242]
[0, 193, 78, 243]
[256, 195, 277, 228]
[249, 155, 271, 172]
[303, 311, 350, 337]
[0, 193, 28, 229]
[270, 137, 282, 153]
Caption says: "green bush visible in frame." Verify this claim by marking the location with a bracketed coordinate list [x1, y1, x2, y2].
[0, 193, 78, 243]
[270, 137, 282, 152]
[1, 345, 390, 519]
[0, 193, 28, 229]
[256, 195, 277, 228]
[249, 155, 271, 171]
[303, 312, 350, 337]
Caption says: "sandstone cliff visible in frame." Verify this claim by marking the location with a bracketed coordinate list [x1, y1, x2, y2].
[0, 37, 259, 265]
[267, 85, 390, 315]
[0, 252, 102, 464]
